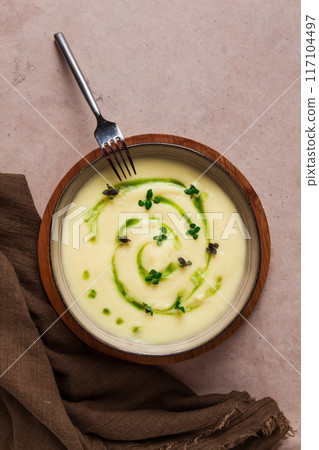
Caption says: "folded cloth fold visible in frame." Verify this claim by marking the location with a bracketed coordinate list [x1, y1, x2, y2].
[0, 173, 292, 449]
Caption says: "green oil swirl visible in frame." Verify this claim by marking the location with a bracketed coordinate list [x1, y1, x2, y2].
[84, 178, 187, 241]
[137, 243, 178, 282]
[85, 178, 222, 316]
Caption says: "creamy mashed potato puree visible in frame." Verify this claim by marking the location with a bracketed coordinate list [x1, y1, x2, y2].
[61, 158, 246, 344]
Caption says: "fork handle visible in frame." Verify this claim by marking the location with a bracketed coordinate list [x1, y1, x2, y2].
[54, 32, 101, 120]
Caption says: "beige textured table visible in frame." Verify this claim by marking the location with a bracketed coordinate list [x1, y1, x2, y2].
[0, 1, 300, 448]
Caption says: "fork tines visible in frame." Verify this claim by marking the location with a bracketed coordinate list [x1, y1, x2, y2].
[101, 137, 136, 182]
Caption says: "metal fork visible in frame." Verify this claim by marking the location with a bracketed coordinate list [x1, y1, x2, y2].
[54, 32, 136, 181]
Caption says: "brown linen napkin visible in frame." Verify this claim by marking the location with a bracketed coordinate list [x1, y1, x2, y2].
[0, 173, 292, 450]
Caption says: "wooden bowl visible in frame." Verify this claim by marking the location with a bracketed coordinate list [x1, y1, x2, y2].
[38, 134, 270, 364]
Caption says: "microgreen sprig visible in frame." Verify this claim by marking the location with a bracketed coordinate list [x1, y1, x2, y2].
[206, 242, 219, 255]
[153, 226, 168, 246]
[174, 299, 185, 314]
[184, 184, 199, 198]
[145, 269, 162, 285]
[138, 189, 160, 210]
[103, 184, 119, 199]
[186, 223, 200, 240]
[178, 257, 192, 267]
[118, 235, 131, 245]
[143, 302, 154, 316]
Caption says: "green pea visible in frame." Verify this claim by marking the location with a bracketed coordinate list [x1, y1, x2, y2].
[82, 270, 90, 280]
[88, 289, 97, 299]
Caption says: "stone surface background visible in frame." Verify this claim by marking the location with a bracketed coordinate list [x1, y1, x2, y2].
[0, 1, 300, 447]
